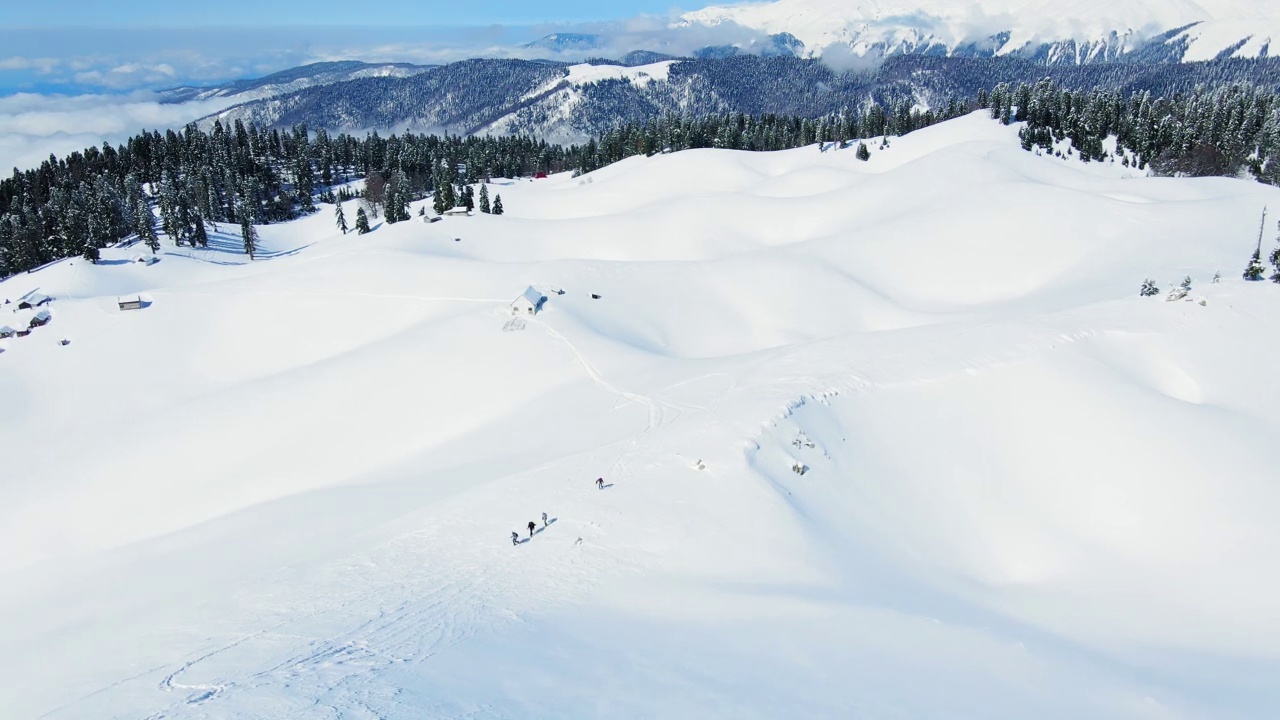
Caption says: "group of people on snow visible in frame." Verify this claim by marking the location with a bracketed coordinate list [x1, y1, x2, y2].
[510, 478, 607, 545]
[512, 512, 551, 546]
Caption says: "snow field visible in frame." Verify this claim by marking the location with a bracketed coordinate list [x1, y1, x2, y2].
[2, 111, 1280, 718]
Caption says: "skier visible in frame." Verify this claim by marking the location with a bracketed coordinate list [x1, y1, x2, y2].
[542, 512, 548, 527]
[528, 520, 537, 538]
[596, 477, 604, 490]
[511, 531, 519, 546]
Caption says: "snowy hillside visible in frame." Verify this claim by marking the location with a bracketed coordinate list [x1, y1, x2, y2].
[159, 61, 433, 105]
[680, 0, 1280, 62]
[199, 53, 1280, 142]
[3, 113, 1280, 719]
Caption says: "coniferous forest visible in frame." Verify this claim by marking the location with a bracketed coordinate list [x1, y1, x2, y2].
[2, 80, 1279, 278]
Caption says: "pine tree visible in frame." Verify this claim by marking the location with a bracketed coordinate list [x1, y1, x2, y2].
[492, 194, 504, 216]
[1180, 276, 1193, 291]
[1140, 279, 1160, 296]
[239, 217, 258, 259]
[335, 202, 348, 234]
[136, 198, 160, 255]
[1245, 250, 1266, 281]
[1272, 218, 1280, 283]
[82, 244, 100, 264]
[190, 215, 209, 248]
[355, 206, 371, 234]
[385, 172, 409, 223]
[856, 143, 870, 161]
[1245, 208, 1268, 281]
[478, 183, 491, 214]
[461, 185, 475, 212]
[295, 155, 315, 213]
[236, 195, 258, 259]
[432, 184, 448, 215]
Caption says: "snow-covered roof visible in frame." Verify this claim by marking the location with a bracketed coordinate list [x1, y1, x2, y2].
[0, 325, 15, 335]
[520, 286, 545, 305]
[21, 292, 50, 305]
[31, 309, 51, 322]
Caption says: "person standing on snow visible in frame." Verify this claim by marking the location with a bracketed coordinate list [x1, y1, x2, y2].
[511, 531, 519, 546]
[542, 512, 549, 527]
[528, 520, 536, 538]
[596, 477, 604, 489]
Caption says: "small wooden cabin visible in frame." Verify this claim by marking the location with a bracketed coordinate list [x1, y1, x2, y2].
[28, 309, 52, 328]
[510, 286, 546, 316]
[18, 293, 51, 310]
[119, 296, 144, 311]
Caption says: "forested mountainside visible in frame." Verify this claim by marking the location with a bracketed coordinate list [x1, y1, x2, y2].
[203, 55, 1280, 142]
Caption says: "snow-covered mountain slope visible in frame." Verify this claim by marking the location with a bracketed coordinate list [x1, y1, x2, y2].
[680, 0, 1280, 62]
[199, 54, 1280, 144]
[159, 61, 433, 104]
[3, 113, 1280, 719]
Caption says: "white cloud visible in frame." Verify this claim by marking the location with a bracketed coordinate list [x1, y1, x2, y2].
[0, 56, 60, 73]
[0, 92, 239, 172]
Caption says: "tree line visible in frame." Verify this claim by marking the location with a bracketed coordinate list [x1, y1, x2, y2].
[991, 79, 1280, 183]
[573, 98, 975, 174]
[3, 79, 1279, 278]
[0, 121, 578, 275]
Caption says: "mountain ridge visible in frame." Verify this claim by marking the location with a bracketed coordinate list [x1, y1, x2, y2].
[677, 0, 1280, 62]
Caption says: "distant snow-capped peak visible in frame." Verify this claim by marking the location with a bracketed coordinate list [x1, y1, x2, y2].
[677, 0, 1280, 62]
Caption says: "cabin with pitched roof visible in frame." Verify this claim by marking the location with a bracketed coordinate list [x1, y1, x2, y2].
[510, 286, 546, 316]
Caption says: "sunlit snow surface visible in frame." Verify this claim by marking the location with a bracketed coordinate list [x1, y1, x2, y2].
[2, 113, 1279, 719]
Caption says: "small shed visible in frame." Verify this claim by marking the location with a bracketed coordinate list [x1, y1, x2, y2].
[443, 207, 470, 217]
[511, 286, 546, 316]
[133, 255, 160, 266]
[119, 296, 144, 311]
[534, 171, 549, 179]
[18, 293, 51, 310]
[0, 325, 15, 339]
[28, 309, 52, 328]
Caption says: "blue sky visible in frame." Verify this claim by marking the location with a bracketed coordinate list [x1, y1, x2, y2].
[3, 1, 707, 27]
[0, 2, 734, 94]
[0, 0, 764, 172]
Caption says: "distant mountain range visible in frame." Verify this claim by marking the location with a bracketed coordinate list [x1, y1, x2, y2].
[192, 54, 1280, 144]
[678, 0, 1280, 64]
[167, 0, 1280, 142]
